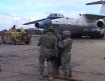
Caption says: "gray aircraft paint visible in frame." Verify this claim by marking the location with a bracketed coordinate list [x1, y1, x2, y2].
[23, 0, 105, 38]
[44, 15, 97, 35]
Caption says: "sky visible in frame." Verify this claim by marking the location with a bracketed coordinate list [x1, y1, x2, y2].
[0, 0, 103, 30]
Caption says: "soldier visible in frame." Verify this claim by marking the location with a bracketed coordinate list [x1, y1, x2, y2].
[12, 25, 16, 29]
[58, 30, 73, 79]
[0, 58, 1, 72]
[0, 40, 1, 45]
[52, 31, 62, 75]
[37, 28, 58, 81]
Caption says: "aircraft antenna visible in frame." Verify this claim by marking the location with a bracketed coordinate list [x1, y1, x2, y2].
[15, 16, 17, 27]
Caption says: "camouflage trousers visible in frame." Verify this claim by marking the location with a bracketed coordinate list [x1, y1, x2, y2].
[52, 51, 61, 68]
[38, 55, 53, 75]
[61, 53, 71, 75]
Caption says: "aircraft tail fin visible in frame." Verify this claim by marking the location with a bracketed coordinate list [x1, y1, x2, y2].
[86, 0, 105, 14]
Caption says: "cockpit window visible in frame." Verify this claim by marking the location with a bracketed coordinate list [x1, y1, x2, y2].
[61, 14, 64, 17]
[54, 14, 57, 17]
[58, 14, 61, 17]
[50, 14, 53, 17]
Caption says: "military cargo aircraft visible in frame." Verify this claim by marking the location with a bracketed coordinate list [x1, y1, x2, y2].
[23, 0, 105, 38]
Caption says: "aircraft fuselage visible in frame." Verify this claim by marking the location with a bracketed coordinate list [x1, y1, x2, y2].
[48, 15, 104, 38]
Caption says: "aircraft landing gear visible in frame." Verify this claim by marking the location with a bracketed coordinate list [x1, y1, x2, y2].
[91, 34, 104, 39]
[100, 34, 104, 38]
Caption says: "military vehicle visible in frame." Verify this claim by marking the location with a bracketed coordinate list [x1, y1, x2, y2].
[1, 26, 31, 45]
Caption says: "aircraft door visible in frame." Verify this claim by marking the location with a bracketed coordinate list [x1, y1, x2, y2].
[78, 19, 85, 27]
[72, 20, 79, 34]
[74, 19, 83, 35]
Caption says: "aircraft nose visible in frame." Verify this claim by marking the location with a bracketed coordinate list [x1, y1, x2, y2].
[44, 18, 52, 27]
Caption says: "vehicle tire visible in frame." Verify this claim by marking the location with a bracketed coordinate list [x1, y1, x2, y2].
[25, 41, 29, 44]
[1, 38, 5, 44]
[11, 38, 16, 45]
[21, 33, 28, 40]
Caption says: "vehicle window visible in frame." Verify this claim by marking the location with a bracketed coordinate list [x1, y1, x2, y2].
[17, 29, 21, 32]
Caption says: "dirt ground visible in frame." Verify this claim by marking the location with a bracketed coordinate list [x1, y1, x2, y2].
[0, 35, 105, 81]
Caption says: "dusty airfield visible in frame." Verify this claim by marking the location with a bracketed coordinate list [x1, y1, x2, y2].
[0, 35, 105, 81]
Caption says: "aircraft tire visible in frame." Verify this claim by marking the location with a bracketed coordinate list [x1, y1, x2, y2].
[99, 34, 104, 39]
[91, 35, 94, 38]
[91, 34, 104, 39]
[76, 35, 82, 38]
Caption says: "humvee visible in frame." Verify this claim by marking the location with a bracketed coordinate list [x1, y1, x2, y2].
[1, 27, 31, 45]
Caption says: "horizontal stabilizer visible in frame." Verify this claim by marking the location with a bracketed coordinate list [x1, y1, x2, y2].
[86, 1, 105, 5]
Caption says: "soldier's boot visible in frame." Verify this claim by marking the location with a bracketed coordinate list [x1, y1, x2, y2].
[52, 68, 56, 73]
[48, 74, 54, 81]
[38, 73, 44, 80]
[52, 67, 60, 75]
[55, 67, 60, 75]
[0, 67, 1, 72]
[0, 59, 1, 72]
[60, 74, 69, 79]
[68, 71, 72, 77]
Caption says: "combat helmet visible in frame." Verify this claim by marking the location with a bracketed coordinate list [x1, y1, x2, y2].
[63, 30, 71, 36]
[46, 28, 55, 33]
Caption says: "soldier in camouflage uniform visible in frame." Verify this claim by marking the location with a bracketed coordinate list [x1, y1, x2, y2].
[52, 32, 62, 75]
[0, 58, 1, 72]
[58, 30, 73, 79]
[37, 28, 58, 81]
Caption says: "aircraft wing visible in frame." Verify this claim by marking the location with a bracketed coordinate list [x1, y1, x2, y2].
[23, 18, 46, 25]
[83, 14, 105, 20]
